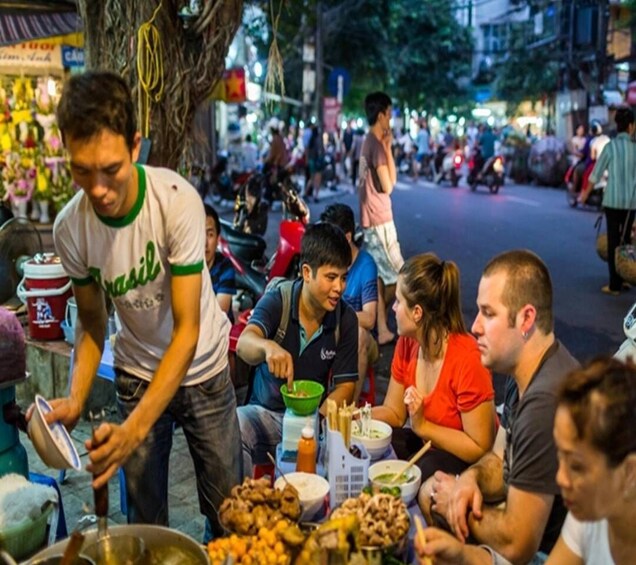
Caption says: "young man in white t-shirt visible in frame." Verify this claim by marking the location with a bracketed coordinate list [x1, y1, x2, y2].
[44, 71, 242, 539]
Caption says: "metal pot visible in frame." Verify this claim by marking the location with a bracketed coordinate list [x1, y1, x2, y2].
[25, 524, 209, 565]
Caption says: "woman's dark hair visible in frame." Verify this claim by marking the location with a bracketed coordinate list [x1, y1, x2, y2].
[300, 222, 351, 274]
[57, 71, 137, 152]
[320, 203, 355, 238]
[245, 176, 263, 199]
[399, 253, 466, 359]
[364, 91, 392, 126]
[558, 357, 636, 468]
[204, 204, 220, 234]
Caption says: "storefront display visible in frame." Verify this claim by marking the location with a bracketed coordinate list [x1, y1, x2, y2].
[0, 41, 79, 223]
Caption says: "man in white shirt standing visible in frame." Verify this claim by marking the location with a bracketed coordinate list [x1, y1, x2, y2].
[45, 71, 242, 540]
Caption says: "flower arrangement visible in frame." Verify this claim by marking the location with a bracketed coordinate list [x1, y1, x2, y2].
[2, 150, 35, 203]
[49, 160, 76, 211]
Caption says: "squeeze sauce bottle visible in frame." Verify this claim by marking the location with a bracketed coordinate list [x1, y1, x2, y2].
[296, 423, 317, 473]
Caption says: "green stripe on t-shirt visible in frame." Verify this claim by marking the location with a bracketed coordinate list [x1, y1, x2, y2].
[71, 276, 93, 286]
[171, 261, 204, 276]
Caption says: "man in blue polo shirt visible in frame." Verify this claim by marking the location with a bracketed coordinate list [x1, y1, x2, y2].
[320, 203, 378, 403]
[236, 222, 358, 475]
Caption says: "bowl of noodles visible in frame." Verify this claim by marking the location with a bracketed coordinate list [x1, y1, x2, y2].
[280, 381, 324, 416]
[351, 419, 392, 460]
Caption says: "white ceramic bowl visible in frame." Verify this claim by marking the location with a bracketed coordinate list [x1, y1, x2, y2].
[27, 395, 81, 471]
[351, 419, 392, 460]
[368, 459, 422, 506]
[274, 472, 330, 521]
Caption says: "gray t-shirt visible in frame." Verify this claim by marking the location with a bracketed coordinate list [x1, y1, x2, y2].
[501, 340, 579, 555]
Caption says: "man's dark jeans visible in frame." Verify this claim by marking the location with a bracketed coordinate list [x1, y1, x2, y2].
[116, 365, 242, 540]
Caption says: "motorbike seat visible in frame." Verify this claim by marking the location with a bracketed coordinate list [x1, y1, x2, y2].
[220, 219, 267, 262]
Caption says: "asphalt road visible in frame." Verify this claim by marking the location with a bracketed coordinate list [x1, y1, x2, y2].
[249, 174, 633, 368]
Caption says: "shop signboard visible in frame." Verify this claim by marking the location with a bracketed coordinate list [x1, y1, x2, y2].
[61, 46, 84, 68]
[323, 96, 340, 134]
[627, 81, 636, 106]
[0, 41, 63, 75]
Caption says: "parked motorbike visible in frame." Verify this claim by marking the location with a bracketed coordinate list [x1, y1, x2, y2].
[219, 173, 310, 310]
[565, 160, 605, 210]
[468, 148, 505, 194]
[435, 147, 464, 187]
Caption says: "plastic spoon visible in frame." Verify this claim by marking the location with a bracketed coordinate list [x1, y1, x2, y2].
[389, 440, 432, 485]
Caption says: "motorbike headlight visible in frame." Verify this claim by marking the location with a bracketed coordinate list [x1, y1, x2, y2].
[493, 159, 504, 173]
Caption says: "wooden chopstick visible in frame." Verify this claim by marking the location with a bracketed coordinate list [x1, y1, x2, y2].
[389, 440, 433, 484]
[414, 515, 433, 565]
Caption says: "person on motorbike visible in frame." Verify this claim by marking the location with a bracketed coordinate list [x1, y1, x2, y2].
[235, 176, 268, 237]
[578, 122, 610, 204]
[569, 124, 586, 165]
[471, 126, 497, 182]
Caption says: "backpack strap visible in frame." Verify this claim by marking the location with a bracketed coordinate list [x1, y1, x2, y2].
[273, 278, 342, 347]
[274, 280, 294, 345]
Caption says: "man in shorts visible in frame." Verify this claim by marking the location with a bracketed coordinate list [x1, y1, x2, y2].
[358, 91, 404, 345]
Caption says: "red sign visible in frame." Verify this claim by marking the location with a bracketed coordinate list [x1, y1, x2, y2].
[323, 97, 341, 134]
[224, 67, 246, 103]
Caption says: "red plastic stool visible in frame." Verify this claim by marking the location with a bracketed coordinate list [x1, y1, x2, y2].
[358, 366, 377, 406]
[252, 463, 275, 485]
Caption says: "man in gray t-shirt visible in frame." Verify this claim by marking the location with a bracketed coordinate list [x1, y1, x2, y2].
[419, 250, 579, 565]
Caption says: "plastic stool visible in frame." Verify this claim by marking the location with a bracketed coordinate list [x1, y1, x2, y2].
[252, 463, 275, 485]
[358, 366, 377, 406]
[29, 472, 68, 541]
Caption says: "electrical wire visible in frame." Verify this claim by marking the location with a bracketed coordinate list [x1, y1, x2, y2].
[136, 2, 164, 138]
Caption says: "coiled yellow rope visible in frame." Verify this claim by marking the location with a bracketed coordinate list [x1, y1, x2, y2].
[136, 2, 164, 138]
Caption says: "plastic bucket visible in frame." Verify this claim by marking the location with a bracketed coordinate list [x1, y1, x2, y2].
[17, 254, 72, 340]
[65, 297, 77, 330]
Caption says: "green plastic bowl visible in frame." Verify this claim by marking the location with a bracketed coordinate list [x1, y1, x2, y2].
[280, 380, 325, 416]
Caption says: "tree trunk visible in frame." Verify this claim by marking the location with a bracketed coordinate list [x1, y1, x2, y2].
[76, 0, 243, 169]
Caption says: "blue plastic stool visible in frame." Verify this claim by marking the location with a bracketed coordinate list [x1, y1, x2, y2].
[29, 472, 68, 541]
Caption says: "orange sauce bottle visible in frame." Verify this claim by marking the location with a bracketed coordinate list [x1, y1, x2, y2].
[296, 424, 317, 473]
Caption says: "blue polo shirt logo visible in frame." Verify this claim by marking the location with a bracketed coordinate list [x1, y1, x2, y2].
[320, 347, 336, 361]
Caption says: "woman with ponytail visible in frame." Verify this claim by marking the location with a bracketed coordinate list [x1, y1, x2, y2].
[372, 253, 496, 481]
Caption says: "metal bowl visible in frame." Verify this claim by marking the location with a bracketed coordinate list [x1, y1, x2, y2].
[359, 533, 409, 565]
[25, 524, 209, 565]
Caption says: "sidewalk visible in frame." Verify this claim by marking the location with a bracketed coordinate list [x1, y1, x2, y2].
[24, 415, 205, 542]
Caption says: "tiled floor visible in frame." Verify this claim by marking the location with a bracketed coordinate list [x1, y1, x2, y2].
[24, 413, 206, 543]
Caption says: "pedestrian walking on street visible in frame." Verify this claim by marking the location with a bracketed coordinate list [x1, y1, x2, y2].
[586, 107, 636, 295]
[358, 91, 404, 345]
